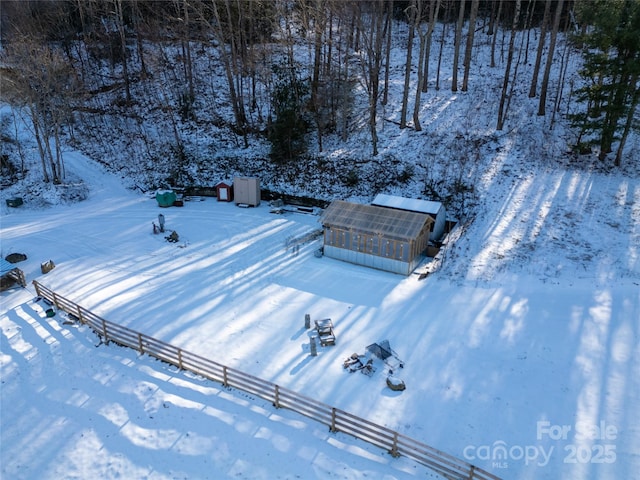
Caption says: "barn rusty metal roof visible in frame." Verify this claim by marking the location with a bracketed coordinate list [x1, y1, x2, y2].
[320, 200, 433, 242]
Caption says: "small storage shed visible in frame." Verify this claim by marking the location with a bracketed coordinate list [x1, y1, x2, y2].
[216, 181, 233, 202]
[372, 193, 447, 242]
[320, 200, 433, 275]
[233, 176, 260, 207]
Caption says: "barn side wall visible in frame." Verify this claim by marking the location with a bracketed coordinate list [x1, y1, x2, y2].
[323, 245, 419, 275]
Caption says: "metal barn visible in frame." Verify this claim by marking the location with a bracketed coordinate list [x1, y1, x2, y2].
[372, 193, 447, 241]
[320, 200, 433, 275]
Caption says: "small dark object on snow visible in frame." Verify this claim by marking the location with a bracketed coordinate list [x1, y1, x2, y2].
[5, 253, 27, 263]
[343, 353, 361, 369]
[6, 197, 23, 208]
[343, 353, 375, 376]
[166, 231, 179, 243]
[41, 260, 55, 274]
[386, 376, 406, 391]
[366, 340, 404, 369]
[4, 253, 27, 263]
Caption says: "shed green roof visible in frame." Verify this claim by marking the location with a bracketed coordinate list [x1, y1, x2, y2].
[320, 200, 433, 242]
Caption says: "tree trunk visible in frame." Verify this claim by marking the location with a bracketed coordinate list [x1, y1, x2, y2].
[382, 0, 393, 105]
[114, 0, 131, 104]
[413, 29, 426, 131]
[29, 106, 50, 183]
[490, 0, 503, 68]
[206, 0, 247, 143]
[436, 5, 448, 90]
[529, 0, 551, 97]
[360, 0, 387, 156]
[538, 0, 564, 116]
[311, 0, 325, 152]
[400, 1, 417, 129]
[462, 0, 480, 92]
[422, 0, 441, 93]
[496, 0, 521, 130]
[182, 0, 194, 99]
[550, 12, 572, 129]
[132, 0, 148, 80]
[452, 0, 465, 92]
[615, 75, 639, 167]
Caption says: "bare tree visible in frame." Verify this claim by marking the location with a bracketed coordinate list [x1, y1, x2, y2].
[436, 1, 453, 90]
[421, 0, 441, 93]
[198, 0, 248, 146]
[451, 0, 465, 92]
[355, 0, 388, 156]
[113, 0, 132, 104]
[529, 0, 552, 97]
[614, 73, 639, 167]
[462, 0, 480, 91]
[309, 0, 328, 151]
[413, 0, 441, 130]
[490, 0, 504, 68]
[1, 40, 82, 182]
[400, 0, 418, 129]
[538, 0, 564, 116]
[496, 0, 521, 130]
[382, 0, 393, 105]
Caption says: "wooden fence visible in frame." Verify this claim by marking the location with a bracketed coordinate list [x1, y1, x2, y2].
[32, 280, 501, 480]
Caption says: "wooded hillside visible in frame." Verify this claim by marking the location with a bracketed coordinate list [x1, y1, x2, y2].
[1, 1, 638, 215]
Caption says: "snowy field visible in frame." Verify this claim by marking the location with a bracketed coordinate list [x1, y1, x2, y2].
[2, 146, 639, 480]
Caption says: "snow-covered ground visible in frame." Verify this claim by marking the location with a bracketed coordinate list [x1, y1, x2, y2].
[2, 16, 640, 480]
[2, 139, 639, 479]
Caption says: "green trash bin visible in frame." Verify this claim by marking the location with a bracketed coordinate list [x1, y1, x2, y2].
[155, 190, 176, 208]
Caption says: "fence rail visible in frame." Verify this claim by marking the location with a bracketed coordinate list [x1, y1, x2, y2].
[32, 280, 501, 480]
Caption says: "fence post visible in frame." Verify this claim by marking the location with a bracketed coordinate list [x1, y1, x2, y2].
[138, 333, 144, 353]
[76, 304, 83, 322]
[32, 280, 41, 296]
[468, 465, 476, 480]
[391, 432, 400, 457]
[274, 385, 280, 408]
[223, 366, 228, 387]
[177, 349, 183, 370]
[330, 408, 337, 432]
[310, 335, 318, 357]
[52, 292, 61, 309]
[101, 319, 109, 344]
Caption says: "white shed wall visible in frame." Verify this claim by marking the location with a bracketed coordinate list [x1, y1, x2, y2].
[324, 245, 423, 275]
[233, 177, 260, 206]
